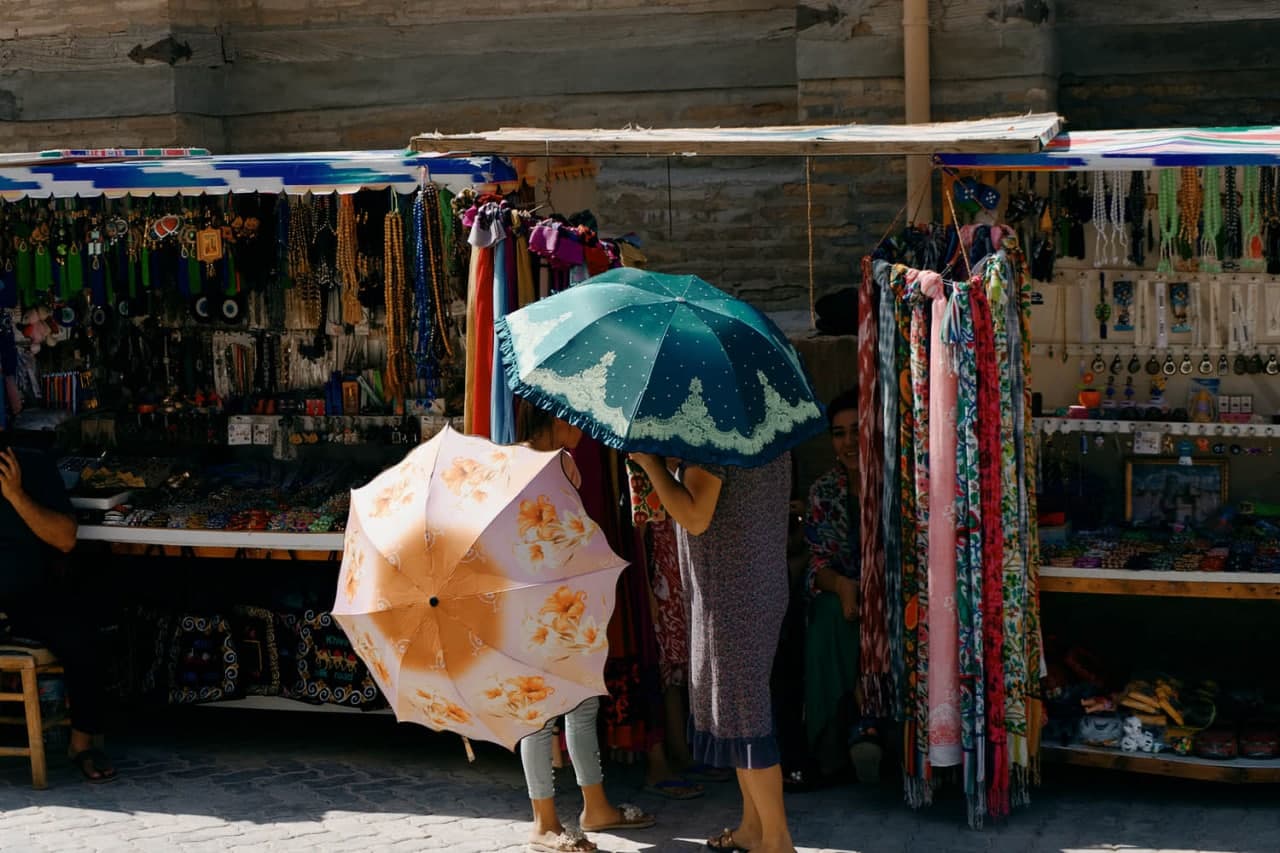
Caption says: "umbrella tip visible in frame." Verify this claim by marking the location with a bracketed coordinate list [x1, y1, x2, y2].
[429, 596, 440, 607]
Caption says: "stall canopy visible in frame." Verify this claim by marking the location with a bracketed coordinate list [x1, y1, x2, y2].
[934, 125, 1280, 171]
[0, 149, 516, 200]
[409, 113, 1063, 158]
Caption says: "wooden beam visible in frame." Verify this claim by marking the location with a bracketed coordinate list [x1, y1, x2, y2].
[0, 67, 177, 121]
[798, 29, 1057, 81]
[1058, 21, 1280, 76]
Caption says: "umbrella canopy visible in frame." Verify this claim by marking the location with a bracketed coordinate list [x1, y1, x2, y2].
[333, 426, 627, 750]
[495, 267, 826, 467]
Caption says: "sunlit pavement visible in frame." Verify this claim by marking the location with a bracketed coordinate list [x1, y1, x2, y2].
[1, 711, 1277, 852]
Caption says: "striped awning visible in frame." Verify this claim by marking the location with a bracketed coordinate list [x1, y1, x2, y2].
[935, 126, 1280, 170]
[0, 149, 516, 200]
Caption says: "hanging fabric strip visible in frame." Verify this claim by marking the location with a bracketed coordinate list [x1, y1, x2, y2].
[908, 276, 933, 787]
[893, 265, 929, 808]
[922, 271, 961, 771]
[976, 260, 1008, 819]
[943, 276, 987, 829]
[858, 257, 890, 717]
[875, 260, 905, 723]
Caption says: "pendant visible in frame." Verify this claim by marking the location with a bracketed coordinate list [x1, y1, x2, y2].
[1199, 353, 1214, 375]
[1110, 354, 1123, 375]
[1267, 353, 1279, 375]
[1179, 353, 1193, 375]
[1234, 353, 1248, 375]
[1091, 351, 1107, 373]
[1219, 354, 1230, 375]
[1128, 354, 1142, 374]
[1145, 354, 1160, 375]
[1162, 354, 1177, 375]
[1250, 353, 1265, 374]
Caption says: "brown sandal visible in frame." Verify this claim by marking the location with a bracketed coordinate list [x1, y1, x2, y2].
[706, 828, 746, 852]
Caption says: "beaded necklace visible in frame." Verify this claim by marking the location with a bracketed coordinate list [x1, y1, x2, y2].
[383, 202, 411, 401]
[1091, 171, 1109, 266]
[1177, 168, 1201, 268]
[1223, 166, 1240, 266]
[1109, 171, 1128, 265]
[1200, 167, 1222, 273]
[1156, 169, 1180, 274]
[411, 189, 436, 393]
[421, 185, 452, 358]
[1241, 166, 1264, 271]
[336, 194, 362, 324]
[1126, 171, 1146, 266]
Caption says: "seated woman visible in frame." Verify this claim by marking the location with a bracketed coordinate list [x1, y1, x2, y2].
[804, 389, 879, 782]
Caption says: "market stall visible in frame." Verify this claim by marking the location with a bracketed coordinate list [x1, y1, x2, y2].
[937, 125, 1280, 783]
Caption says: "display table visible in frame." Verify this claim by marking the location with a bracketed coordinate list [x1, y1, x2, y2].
[1041, 742, 1280, 783]
[77, 525, 345, 560]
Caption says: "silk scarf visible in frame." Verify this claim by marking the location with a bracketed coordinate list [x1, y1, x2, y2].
[875, 260, 904, 722]
[858, 257, 890, 717]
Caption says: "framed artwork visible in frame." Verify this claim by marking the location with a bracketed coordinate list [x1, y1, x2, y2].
[1124, 457, 1228, 526]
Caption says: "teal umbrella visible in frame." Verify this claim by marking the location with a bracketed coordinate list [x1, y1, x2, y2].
[494, 267, 826, 467]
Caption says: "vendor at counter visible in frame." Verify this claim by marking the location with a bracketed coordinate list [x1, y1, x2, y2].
[0, 429, 117, 783]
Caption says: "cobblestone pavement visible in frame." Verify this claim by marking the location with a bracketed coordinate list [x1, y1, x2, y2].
[1, 711, 1278, 853]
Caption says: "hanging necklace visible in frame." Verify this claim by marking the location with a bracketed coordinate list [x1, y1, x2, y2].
[1223, 166, 1240, 267]
[1200, 167, 1222, 273]
[1157, 169, 1180, 274]
[337, 195, 362, 324]
[1126, 171, 1146, 266]
[1109, 170, 1128, 265]
[384, 200, 411, 401]
[1177, 167, 1202, 270]
[1092, 171, 1109, 266]
[1242, 166, 1264, 271]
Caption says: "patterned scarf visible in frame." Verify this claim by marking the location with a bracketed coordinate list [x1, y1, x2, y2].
[908, 273, 932, 789]
[858, 257, 890, 717]
[943, 277, 986, 828]
[876, 260, 905, 721]
[895, 266, 928, 807]
[974, 267, 1008, 820]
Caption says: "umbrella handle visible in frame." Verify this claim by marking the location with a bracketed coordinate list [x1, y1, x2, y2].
[462, 736, 476, 763]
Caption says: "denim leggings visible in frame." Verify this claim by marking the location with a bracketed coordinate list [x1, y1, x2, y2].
[520, 696, 603, 800]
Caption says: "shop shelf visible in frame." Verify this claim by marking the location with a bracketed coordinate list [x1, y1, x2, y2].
[1033, 416, 1280, 439]
[1041, 742, 1280, 783]
[1039, 566, 1280, 600]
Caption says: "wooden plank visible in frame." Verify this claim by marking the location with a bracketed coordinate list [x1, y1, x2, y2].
[1058, 22, 1280, 76]
[207, 40, 797, 115]
[1042, 743, 1280, 783]
[1039, 574, 1280, 600]
[0, 67, 176, 121]
[1056, 0, 1280, 25]
[797, 29, 1056, 81]
[220, 11, 795, 63]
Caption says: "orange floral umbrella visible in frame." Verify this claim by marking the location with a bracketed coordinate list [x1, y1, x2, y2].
[333, 425, 628, 750]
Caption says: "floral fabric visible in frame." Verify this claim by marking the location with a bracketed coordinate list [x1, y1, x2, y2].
[804, 466, 858, 598]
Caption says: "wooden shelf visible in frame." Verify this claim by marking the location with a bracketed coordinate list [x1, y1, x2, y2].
[1039, 566, 1280, 600]
[1042, 743, 1280, 783]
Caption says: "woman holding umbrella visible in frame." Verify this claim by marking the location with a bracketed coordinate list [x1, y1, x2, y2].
[629, 450, 794, 853]
[517, 402, 656, 853]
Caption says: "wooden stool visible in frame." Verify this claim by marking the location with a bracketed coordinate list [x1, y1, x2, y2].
[0, 645, 65, 790]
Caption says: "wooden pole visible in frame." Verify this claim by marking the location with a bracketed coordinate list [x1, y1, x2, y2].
[904, 0, 932, 223]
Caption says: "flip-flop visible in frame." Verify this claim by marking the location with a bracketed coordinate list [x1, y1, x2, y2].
[642, 778, 704, 800]
[579, 803, 656, 833]
[69, 749, 118, 784]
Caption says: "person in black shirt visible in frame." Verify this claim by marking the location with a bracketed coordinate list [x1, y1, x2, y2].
[0, 441, 116, 782]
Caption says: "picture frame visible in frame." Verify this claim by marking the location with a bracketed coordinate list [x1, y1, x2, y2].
[1124, 457, 1229, 527]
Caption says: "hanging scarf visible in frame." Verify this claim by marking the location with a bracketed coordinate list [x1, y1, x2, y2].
[976, 262, 1008, 820]
[894, 265, 928, 808]
[875, 260, 904, 722]
[942, 277, 986, 829]
[907, 272, 932, 789]
[857, 257, 890, 717]
[921, 271, 961, 772]
[1013, 242, 1045, 797]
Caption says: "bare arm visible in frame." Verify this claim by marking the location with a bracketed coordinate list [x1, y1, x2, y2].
[629, 453, 721, 536]
[0, 449, 77, 553]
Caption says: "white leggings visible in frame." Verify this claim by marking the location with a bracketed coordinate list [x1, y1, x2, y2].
[519, 697, 603, 800]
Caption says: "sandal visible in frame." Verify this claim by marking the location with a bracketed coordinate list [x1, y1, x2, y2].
[527, 826, 596, 853]
[69, 748, 118, 784]
[642, 778, 704, 800]
[579, 803, 655, 832]
[706, 828, 746, 852]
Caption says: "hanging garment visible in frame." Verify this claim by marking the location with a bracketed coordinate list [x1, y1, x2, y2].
[467, 219, 498, 438]
[907, 272, 932, 786]
[874, 260, 904, 725]
[976, 260, 1008, 820]
[922, 271, 961, 770]
[857, 259, 889, 718]
[489, 232, 515, 445]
